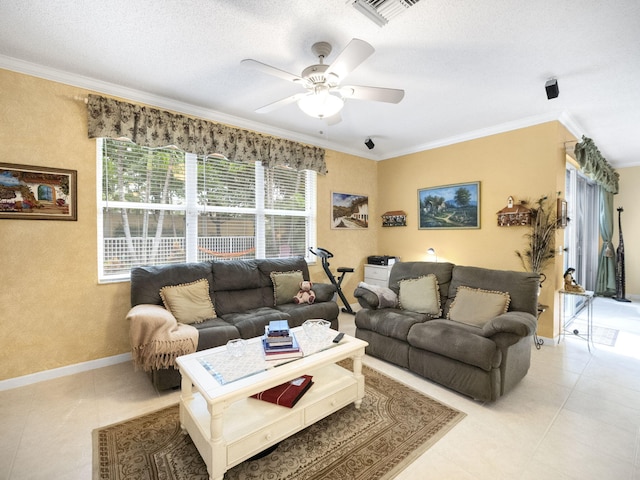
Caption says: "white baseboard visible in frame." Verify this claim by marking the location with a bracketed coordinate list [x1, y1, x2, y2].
[0, 352, 132, 392]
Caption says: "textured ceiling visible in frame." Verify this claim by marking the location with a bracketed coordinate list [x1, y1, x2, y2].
[1, 0, 639, 167]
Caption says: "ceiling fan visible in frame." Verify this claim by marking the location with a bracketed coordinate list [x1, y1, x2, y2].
[241, 38, 405, 122]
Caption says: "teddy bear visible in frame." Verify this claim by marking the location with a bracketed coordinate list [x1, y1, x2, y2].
[293, 280, 316, 304]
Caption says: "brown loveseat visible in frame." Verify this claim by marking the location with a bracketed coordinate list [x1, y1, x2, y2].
[354, 261, 539, 402]
[128, 257, 339, 390]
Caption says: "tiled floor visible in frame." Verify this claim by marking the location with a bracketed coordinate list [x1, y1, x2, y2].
[2, 296, 639, 480]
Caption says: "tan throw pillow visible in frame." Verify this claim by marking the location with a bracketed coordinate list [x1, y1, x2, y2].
[448, 286, 511, 327]
[270, 270, 303, 305]
[398, 274, 441, 317]
[159, 278, 216, 324]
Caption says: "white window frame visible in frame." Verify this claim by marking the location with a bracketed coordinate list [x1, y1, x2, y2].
[97, 139, 317, 283]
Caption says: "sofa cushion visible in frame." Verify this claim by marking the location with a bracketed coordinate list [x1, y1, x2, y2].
[445, 265, 539, 317]
[389, 262, 454, 306]
[407, 320, 502, 371]
[159, 278, 216, 324]
[270, 270, 304, 305]
[398, 274, 440, 317]
[276, 301, 340, 329]
[131, 261, 214, 307]
[221, 307, 292, 339]
[355, 308, 429, 342]
[447, 286, 510, 327]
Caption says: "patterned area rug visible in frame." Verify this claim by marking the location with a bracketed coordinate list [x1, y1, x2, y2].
[93, 363, 465, 480]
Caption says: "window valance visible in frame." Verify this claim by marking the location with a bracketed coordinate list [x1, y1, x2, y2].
[573, 136, 619, 194]
[86, 94, 327, 174]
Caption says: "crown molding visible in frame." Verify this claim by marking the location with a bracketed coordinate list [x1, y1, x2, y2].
[0, 55, 589, 164]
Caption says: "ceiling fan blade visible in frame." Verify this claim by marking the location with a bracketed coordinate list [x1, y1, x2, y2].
[340, 85, 405, 103]
[255, 92, 308, 113]
[241, 59, 303, 84]
[325, 38, 374, 81]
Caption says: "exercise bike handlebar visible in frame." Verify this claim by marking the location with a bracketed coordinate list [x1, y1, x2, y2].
[309, 247, 333, 259]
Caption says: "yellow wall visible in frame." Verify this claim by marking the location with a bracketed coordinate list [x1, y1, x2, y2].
[376, 122, 573, 337]
[5, 67, 629, 381]
[0, 69, 377, 380]
[614, 166, 640, 295]
[0, 70, 132, 379]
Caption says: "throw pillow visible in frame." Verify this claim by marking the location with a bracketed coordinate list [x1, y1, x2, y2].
[448, 286, 511, 327]
[398, 274, 441, 317]
[159, 278, 216, 324]
[270, 270, 304, 305]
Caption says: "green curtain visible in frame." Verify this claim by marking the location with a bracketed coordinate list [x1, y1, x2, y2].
[86, 94, 327, 174]
[596, 189, 616, 296]
[573, 136, 619, 194]
[573, 136, 619, 296]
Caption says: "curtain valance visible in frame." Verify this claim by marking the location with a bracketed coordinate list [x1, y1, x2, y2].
[573, 136, 619, 194]
[86, 94, 327, 174]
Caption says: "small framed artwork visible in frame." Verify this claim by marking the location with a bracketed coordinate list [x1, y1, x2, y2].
[418, 181, 480, 229]
[0, 163, 77, 220]
[557, 198, 568, 228]
[331, 192, 368, 229]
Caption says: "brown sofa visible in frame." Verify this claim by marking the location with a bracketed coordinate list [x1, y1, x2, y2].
[128, 257, 339, 390]
[354, 261, 539, 402]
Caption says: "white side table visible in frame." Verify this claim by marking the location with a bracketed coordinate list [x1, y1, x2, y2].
[558, 290, 595, 351]
[363, 264, 393, 287]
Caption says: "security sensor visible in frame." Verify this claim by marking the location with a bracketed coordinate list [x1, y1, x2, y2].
[545, 79, 559, 100]
[365, 138, 375, 149]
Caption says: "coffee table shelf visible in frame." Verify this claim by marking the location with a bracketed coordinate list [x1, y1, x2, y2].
[176, 328, 367, 480]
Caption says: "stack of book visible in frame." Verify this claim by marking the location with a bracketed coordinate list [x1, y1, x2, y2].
[263, 320, 302, 359]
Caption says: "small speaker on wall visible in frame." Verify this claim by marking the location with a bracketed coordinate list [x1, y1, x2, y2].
[545, 79, 559, 100]
[365, 137, 375, 149]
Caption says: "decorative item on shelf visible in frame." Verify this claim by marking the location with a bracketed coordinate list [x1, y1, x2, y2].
[382, 210, 407, 227]
[497, 196, 532, 227]
[563, 268, 585, 293]
[515, 194, 560, 287]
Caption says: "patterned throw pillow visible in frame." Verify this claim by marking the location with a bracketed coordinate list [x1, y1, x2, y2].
[159, 278, 216, 324]
[270, 270, 304, 305]
[447, 286, 511, 327]
[398, 274, 441, 317]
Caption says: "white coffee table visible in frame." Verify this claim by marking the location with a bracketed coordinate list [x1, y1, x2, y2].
[175, 327, 368, 480]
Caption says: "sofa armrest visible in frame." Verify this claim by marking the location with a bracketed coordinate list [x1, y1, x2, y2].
[126, 304, 198, 371]
[312, 282, 337, 303]
[482, 311, 537, 338]
[354, 286, 380, 309]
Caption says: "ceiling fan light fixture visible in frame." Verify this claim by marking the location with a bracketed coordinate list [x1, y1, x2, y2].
[298, 91, 344, 118]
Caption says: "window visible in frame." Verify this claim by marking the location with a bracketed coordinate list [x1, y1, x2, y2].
[97, 139, 316, 282]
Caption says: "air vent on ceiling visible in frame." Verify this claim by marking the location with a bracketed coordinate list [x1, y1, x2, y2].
[351, 0, 421, 27]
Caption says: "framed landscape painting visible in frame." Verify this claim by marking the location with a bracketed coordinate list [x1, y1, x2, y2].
[331, 192, 368, 229]
[418, 181, 480, 229]
[0, 163, 77, 220]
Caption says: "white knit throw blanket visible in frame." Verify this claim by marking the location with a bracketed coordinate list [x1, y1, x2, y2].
[127, 304, 198, 371]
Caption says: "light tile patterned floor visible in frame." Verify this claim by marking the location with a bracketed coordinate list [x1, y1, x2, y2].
[1, 296, 639, 480]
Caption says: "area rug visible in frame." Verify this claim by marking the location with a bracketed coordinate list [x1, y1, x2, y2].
[93, 363, 465, 480]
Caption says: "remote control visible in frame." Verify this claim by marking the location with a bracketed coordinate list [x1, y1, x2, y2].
[332, 332, 345, 343]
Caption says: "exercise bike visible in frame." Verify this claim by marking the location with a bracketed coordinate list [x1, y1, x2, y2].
[309, 247, 355, 315]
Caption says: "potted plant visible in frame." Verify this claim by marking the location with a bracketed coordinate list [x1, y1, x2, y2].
[515, 195, 559, 285]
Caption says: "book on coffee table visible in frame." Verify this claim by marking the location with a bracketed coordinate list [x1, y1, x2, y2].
[251, 375, 314, 408]
[262, 332, 302, 359]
